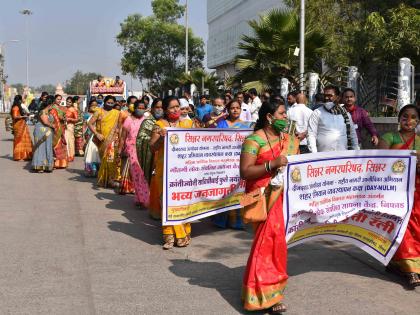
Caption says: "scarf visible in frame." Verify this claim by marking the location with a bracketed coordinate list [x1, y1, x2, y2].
[324, 103, 353, 150]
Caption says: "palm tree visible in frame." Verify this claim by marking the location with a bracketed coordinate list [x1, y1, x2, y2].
[178, 69, 219, 96]
[232, 8, 328, 93]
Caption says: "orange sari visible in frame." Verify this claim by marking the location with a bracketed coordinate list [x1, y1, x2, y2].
[50, 105, 68, 169]
[241, 133, 299, 311]
[11, 106, 33, 161]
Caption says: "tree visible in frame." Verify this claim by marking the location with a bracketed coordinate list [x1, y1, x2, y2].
[35, 84, 56, 95]
[64, 71, 101, 95]
[10, 83, 25, 95]
[284, 0, 419, 68]
[116, 0, 204, 94]
[178, 69, 219, 97]
[363, 4, 420, 66]
[232, 8, 328, 93]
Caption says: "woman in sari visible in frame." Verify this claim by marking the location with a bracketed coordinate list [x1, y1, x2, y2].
[32, 96, 55, 172]
[88, 95, 122, 188]
[240, 101, 299, 314]
[65, 96, 78, 162]
[212, 100, 252, 229]
[73, 96, 85, 156]
[118, 100, 150, 206]
[10, 95, 33, 161]
[84, 99, 101, 177]
[379, 104, 420, 288]
[136, 98, 163, 185]
[202, 97, 227, 128]
[149, 96, 194, 249]
[50, 94, 68, 169]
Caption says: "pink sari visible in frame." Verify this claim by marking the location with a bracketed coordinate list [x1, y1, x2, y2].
[122, 116, 150, 205]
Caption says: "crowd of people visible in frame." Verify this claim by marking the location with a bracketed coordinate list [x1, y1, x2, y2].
[8, 85, 420, 314]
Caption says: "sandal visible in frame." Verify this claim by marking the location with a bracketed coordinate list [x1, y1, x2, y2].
[162, 235, 175, 250]
[407, 273, 420, 288]
[176, 237, 189, 248]
[270, 302, 287, 314]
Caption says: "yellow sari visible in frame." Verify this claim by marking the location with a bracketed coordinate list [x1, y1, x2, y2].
[149, 119, 194, 241]
[96, 109, 121, 188]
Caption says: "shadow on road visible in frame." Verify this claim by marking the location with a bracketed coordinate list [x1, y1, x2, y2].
[168, 259, 261, 314]
[0, 154, 13, 160]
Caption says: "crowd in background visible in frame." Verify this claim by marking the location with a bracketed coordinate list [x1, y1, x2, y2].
[7, 85, 420, 314]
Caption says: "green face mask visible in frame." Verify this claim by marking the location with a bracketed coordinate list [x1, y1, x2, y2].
[272, 119, 287, 133]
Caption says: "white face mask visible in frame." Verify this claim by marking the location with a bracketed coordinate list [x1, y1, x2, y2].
[213, 106, 224, 115]
[324, 102, 335, 110]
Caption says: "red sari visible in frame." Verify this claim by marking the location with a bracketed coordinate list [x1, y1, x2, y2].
[242, 133, 299, 311]
[386, 132, 420, 273]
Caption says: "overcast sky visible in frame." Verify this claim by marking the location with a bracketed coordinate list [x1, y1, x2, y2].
[0, 0, 208, 89]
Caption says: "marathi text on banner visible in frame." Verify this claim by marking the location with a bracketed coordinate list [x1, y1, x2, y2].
[284, 150, 417, 265]
[162, 128, 253, 225]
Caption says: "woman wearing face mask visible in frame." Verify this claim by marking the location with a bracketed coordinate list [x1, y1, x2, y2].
[212, 100, 253, 230]
[202, 97, 227, 128]
[240, 101, 299, 314]
[117, 100, 150, 207]
[149, 96, 194, 249]
[136, 98, 163, 185]
[88, 95, 122, 187]
[379, 104, 420, 288]
[84, 99, 101, 177]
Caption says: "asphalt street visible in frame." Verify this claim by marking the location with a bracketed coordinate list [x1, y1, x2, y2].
[0, 123, 418, 315]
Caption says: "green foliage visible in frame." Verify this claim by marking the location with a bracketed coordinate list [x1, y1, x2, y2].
[284, 0, 419, 68]
[232, 8, 328, 93]
[35, 84, 56, 95]
[363, 4, 420, 65]
[178, 69, 218, 97]
[152, 0, 185, 22]
[64, 70, 101, 95]
[117, 3, 204, 94]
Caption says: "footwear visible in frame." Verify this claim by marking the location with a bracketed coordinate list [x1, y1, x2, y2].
[176, 236, 190, 248]
[270, 303, 287, 314]
[163, 235, 175, 250]
[407, 273, 420, 288]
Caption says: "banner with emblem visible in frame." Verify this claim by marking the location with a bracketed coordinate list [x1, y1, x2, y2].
[162, 128, 253, 226]
[284, 150, 417, 264]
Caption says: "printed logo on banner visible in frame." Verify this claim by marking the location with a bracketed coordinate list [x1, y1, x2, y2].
[169, 134, 180, 145]
[392, 160, 406, 174]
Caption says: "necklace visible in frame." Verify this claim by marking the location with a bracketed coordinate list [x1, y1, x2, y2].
[263, 128, 283, 159]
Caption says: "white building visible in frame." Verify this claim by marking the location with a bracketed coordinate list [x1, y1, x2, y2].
[207, 0, 285, 79]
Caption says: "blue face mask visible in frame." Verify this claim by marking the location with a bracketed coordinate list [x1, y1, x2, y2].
[154, 109, 164, 119]
[97, 100, 103, 105]
[134, 109, 145, 117]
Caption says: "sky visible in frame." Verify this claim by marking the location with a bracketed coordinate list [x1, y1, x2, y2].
[0, 0, 208, 90]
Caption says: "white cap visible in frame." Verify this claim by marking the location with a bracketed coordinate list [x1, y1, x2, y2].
[179, 98, 190, 109]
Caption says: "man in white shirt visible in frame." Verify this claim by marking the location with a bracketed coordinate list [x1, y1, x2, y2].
[287, 93, 313, 153]
[308, 85, 359, 152]
[248, 88, 262, 122]
[235, 92, 252, 122]
[287, 91, 298, 108]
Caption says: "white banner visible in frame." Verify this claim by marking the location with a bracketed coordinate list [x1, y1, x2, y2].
[284, 150, 417, 265]
[162, 128, 253, 225]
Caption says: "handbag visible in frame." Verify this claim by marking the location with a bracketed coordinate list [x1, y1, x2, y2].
[240, 186, 268, 223]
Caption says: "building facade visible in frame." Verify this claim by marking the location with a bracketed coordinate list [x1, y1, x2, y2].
[207, 0, 285, 79]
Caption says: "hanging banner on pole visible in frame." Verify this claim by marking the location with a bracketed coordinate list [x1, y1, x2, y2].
[283, 150, 416, 265]
[162, 128, 253, 226]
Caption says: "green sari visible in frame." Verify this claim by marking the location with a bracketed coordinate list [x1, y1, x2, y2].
[136, 116, 156, 184]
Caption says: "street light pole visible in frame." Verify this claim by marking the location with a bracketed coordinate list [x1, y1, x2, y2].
[185, 0, 189, 74]
[20, 9, 33, 89]
[299, 0, 305, 92]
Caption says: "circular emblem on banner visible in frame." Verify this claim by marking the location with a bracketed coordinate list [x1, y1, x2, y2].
[392, 160, 406, 174]
[291, 167, 302, 183]
[169, 134, 179, 145]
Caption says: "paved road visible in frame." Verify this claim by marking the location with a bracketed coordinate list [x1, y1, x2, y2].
[0, 124, 418, 315]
